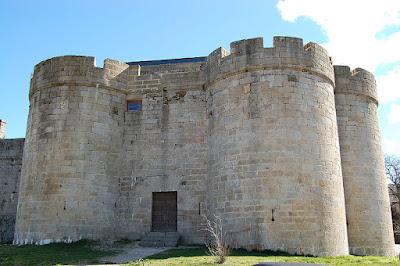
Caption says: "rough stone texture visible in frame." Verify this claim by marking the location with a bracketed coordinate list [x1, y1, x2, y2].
[0, 120, 6, 139]
[206, 37, 348, 256]
[117, 62, 207, 244]
[6, 36, 395, 256]
[334, 66, 396, 256]
[0, 138, 24, 243]
[14, 57, 127, 244]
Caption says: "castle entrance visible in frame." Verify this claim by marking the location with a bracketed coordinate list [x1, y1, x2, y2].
[151, 191, 177, 232]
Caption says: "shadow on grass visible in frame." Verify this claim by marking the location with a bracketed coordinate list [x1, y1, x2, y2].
[144, 247, 400, 266]
[0, 239, 116, 266]
[146, 246, 305, 260]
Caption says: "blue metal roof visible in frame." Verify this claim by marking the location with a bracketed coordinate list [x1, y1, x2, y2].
[126, 56, 207, 66]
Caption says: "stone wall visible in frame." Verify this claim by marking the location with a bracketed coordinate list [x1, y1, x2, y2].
[116, 61, 208, 244]
[0, 138, 24, 243]
[14, 57, 128, 244]
[205, 37, 348, 256]
[335, 66, 395, 256]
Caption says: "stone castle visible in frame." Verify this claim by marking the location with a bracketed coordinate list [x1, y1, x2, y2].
[0, 36, 395, 256]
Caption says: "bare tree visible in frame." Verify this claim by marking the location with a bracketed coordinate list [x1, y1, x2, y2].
[385, 155, 400, 242]
[202, 214, 230, 264]
[386, 155, 400, 199]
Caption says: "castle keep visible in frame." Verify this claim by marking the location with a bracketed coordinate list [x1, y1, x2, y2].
[0, 36, 395, 256]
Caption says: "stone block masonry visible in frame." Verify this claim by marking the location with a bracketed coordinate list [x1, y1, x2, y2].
[0, 138, 24, 242]
[206, 37, 347, 255]
[335, 66, 395, 256]
[2, 36, 395, 256]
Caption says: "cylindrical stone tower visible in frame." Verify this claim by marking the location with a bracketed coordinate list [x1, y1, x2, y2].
[205, 37, 349, 256]
[14, 56, 128, 244]
[334, 66, 395, 256]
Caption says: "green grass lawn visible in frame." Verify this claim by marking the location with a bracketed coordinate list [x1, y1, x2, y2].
[129, 247, 400, 266]
[1, 242, 399, 266]
[0, 240, 115, 266]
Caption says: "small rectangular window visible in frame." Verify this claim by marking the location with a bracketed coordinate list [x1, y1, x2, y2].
[127, 99, 142, 112]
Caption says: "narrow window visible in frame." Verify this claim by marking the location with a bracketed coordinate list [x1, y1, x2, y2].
[127, 99, 142, 112]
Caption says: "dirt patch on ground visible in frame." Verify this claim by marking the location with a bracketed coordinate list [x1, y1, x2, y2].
[96, 241, 168, 264]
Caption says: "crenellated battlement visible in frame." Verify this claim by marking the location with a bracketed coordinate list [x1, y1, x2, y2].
[334, 65, 377, 103]
[29, 56, 129, 99]
[205, 36, 334, 85]
[103, 59, 129, 79]
[273, 36, 304, 50]
[29, 36, 335, 99]
[230, 37, 264, 55]
[33, 55, 95, 72]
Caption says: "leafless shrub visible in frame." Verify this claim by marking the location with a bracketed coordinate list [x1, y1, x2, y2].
[202, 214, 230, 264]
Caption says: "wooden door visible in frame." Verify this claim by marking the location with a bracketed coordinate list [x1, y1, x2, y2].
[152, 192, 177, 232]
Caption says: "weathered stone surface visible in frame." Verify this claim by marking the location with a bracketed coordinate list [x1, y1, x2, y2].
[335, 66, 396, 256]
[0, 138, 24, 243]
[206, 37, 347, 256]
[2, 36, 394, 256]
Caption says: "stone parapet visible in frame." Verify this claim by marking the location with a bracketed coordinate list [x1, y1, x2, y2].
[29, 56, 129, 99]
[334, 65, 377, 104]
[206, 36, 334, 86]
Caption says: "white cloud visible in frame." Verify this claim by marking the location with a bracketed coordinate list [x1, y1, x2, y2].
[277, 0, 400, 72]
[377, 66, 400, 103]
[388, 104, 400, 125]
[383, 138, 400, 156]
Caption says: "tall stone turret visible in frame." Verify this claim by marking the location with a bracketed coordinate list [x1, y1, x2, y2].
[334, 66, 395, 256]
[14, 56, 129, 244]
[205, 37, 348, 256]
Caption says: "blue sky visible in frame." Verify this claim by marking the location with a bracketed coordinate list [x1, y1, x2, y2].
[0, 0, 399, 155]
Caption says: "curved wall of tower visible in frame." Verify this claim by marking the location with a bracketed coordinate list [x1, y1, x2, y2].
[205, 37, 349, 256]
[334, 66, 395, 256]
[14, 56, 128, 244]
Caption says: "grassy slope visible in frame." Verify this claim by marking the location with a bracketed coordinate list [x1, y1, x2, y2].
[133, 247, 400, 266]
[0, 240, 115, 266]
